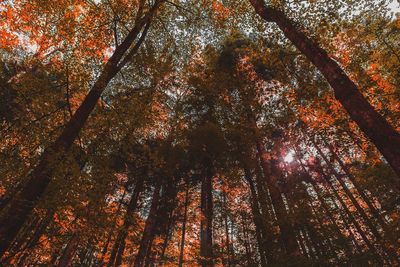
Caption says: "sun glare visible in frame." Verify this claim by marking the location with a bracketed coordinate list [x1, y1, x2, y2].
[284, 151, 295, 163]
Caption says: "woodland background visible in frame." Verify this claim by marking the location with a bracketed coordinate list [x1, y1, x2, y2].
[1, 0, 400, 266]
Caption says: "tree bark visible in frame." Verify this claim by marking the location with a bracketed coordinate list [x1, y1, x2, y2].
[323, 138, 387, 227]
[178, 184, 189, 267]
[248, 0, 400, 178]
[256, 140, 300, 257]
[134, 183, 162, 267]
[0, 2, 165, 257]
[312, 138, 382, 240]
[57, 234, 79, 267]
[108, 176, 144, 267]
[200, 166, 214, 267]
[243, 166, 271, 266]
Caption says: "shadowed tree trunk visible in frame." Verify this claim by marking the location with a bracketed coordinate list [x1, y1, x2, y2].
[98, 190, 126, 266]
[178, 183, 189, 267]
[311, 138, 382, 240]
[200, 165, 214, 267]
[134, 183, 162, 267]
[248, 0, 400, 178]
[0, 1, 165, 257]
[312, 162, 382, 261]
[135, 176, 178, 267]
[243, 166, 271, 266]
[256, 140, 301, 257]
[57, 234, 80, 267]
[322, 137, 387, 227]
[221, 188, 232, 266]
[108, 175, 145, 267]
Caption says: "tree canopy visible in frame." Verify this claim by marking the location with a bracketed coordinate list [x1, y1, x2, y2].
[1, 0, 400, 266]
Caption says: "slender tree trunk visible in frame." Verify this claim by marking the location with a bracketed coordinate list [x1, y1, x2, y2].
[178, 184, 189, 267]
[98, 191, 126, 267]
[256, 140, 300, 257]
[0, 2, 164, 257]
[323, 138, 387, 227]
[248, 0, 400, 178]
[200, 166, 214, 267]
[296, 152, 356, 255]
[313, 163, 382, 260]
[135, 177, 178, 267]
[108, 176, 144, 267]
[158, 208, 175, 265]
[14, 209, 54, 266]
[222, 190, 232, 266]
[134, 183, 162, 267]
[310, 183, 355, 255]
[312, 138, 382, 240]
[243, 166, 271, 266]
[57, 234, 80, 267]
[241, 218, 252, 266]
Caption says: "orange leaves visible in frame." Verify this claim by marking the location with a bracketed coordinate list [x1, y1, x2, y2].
[3, 0, 113, 67]
[297, 97, 337, 130]
[201, 0, 231, 27]
[0, 186, 5, 199]
[211, 0, 230, 22]
[0, 5, 19, 49]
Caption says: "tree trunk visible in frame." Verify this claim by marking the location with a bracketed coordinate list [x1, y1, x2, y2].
[221, 190, 232, 266]
[323, 138, 387, 227]
[313, 163, 381, 260]
[256, 140, 300, 257]
[243, 166, 271, 266]
[98, 192, 126, 267]
[0, 3, 164, 257]
[178, 184, 189, 267]
[200, 166, 214, 267]
[108, 176, 144, 267]
[248, 0, 400, 178]
[134, 183, 162, 267]
[135, 177, 178, 267]
[57, 234, 79, 267]
[312, 138, 382, 240]
[158, 208, 175, 265]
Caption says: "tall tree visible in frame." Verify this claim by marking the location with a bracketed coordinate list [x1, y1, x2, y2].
[248, 0, 400, 178]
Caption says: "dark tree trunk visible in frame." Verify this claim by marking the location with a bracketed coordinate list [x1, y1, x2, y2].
[241, 216, 255, 266]
[13, 209, 54, 266]
[135, 177, 178, 267]
[222, 190, 232, 267]
[98, 191, 126, 267]
[200, 166, 214, 267]
[0, 3, 163, 257]
[323, 138, 387, 227]
[256, 140, 300, 257]
[134, 183, 162, 267]
[313, 163, 382, 260]
[178, 184, 189, 267]
[57, 234, 79, 267]
[296, 152, 356, 255]
[248, 0, 400, 178]
[243, 166, 271, 266]
[312, 139, 382, 240]
[158, 208, 175, 265]
[108, 176, 144, 267]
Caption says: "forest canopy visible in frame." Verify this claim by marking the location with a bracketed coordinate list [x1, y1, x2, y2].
[1, 0, 400, 266]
